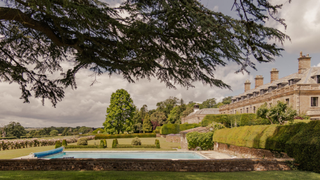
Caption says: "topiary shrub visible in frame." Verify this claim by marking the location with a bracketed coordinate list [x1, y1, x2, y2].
[103, 139, 107, 148]
[62, 139, 67, 147]
[77, 138, 88, 145]
[55, 141, 62, 149]
[131, 137, 142, 146]
[155, 139, 160, 148]
[112, 139, 118, 148]
[99, 140, 105, 148]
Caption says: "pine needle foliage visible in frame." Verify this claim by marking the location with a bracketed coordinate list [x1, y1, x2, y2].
[0, 0, 290, 106]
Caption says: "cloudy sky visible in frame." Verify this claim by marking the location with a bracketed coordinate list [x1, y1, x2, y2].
[1, 0, 320, 127]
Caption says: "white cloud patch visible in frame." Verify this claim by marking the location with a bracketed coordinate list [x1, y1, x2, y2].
[0, 62, 251, 127]
[267, 0, 320, 53]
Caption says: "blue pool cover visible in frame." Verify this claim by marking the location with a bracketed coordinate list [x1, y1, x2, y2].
[33, 147, 64, 158]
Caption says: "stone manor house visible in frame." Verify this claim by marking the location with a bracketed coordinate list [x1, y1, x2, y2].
[182, 52, 320, 123]
[219, 52, 320, 120]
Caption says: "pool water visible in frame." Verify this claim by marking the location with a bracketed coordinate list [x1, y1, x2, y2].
[43, 152, 206, 159]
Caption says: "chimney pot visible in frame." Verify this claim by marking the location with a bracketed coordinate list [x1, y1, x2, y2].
[298, 52, 311, 74]
[244, 80, 251, 92]
[270, 68, 279, 83]
[255, 75, 264, 88]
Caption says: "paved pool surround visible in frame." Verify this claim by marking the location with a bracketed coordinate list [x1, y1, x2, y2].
[1, 158, 291, 171]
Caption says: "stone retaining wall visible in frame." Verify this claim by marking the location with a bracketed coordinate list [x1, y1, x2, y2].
[0, 158, 291, 172]
[214, 142, 290, 159]
[166, 135, 180, 143]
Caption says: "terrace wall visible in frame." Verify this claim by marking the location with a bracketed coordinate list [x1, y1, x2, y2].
[166, 135, 180, 143]
[1, 159, 291, 172]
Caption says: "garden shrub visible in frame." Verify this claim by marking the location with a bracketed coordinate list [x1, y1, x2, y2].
[62, 139, 67, 147]
[131, 137, 142, 146]
[186, 132, 214, 150]
[112, 139, 118, 148]
[103, 139, 107, 148]
[99, 140, 105, 148]
[55, 141, 62, 149]
[201, 113, 268, 127]
[95, 133, 156, 139]
[155, 139, 160, 148]
[65, 145, 99, 149]
[77, 138, 88, 145]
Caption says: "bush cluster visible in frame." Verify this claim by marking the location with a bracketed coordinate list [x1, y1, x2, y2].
[55, 141, 62, 149]
[186, 132, 214, 150]
[95, 133, 156, 140]
[160, 123, 200, 135]
[201, 114, 269, 127]
[77, 138, 88, 145]
[131, 137, 142, 145]
[155, 139, 160, 148]
[62, 139, 67, 147]
[112, 139, 118, 148]
[212, 121, 320, 172]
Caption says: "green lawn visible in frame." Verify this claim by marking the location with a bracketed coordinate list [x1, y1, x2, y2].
[0, 137, 180, 159]
[0, 171, 319, 180]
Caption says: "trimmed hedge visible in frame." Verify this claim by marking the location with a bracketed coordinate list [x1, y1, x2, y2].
[95, 133, 156, 139]
[186, 132, 214, 150]
[160, 123, 200, 135]
[65, 145, 100, 149]
[201, 114, 268, 127]
[212, 121, 320, 173]
[115, 144, 157, 148]
[0, 137, 17, 140]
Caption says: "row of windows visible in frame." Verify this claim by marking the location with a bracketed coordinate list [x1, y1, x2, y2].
[226, 97, 319, 114]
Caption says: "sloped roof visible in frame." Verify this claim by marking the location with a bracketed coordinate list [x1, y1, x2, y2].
[180, 127, 208, 134]
[232, 67, 320, 100]
[186, 108, 220, 117]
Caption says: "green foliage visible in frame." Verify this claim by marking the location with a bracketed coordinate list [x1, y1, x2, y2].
[155, 139, 160, 148]
[186, 132, 214, 150]
[65, 145, 100, 149]
[1, 0, 289, 106]
[115, 144, 157, 148]
[156, 97, 180, 118]
[160, 124, 200, 135]
[77, 138, 88, 146]
[3, 122, 26, 138]
[143, 114, 153, 133]
[92, 128, 105, 134]
[150, 111, 167, 126]
[112, 139, 118, 148]
[49, 130, 59, 136]
[62, 139, 67, 147]
[213, 121, 320, 173]
[199, 98, 216, 109]
[131, 137, 142, 146]
[103, 139, 107, 148]
[55, 141, 62, 149]
[257, 102, 297, 124]
[181, 106, 194, 118]
[95, 133, 156, 139]
[201, 114, 265, 127]
[167, 105, 186, 124]
[99, 140, 105, 148]
[103, 89, 136, 134]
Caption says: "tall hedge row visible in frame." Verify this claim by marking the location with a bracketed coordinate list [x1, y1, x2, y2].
[201, 113, 269, 127]
[95, 133, 156, 139]
[212, 121, 320, 172]
[160, 123, 200, 135]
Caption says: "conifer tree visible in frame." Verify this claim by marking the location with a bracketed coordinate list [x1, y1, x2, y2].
[0, 0, 290, 106]
[103, 89, 136, 134]
[142, 114, 152, 133]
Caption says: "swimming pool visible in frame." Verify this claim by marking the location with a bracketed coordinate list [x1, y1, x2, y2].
[42, 151, 207, 159]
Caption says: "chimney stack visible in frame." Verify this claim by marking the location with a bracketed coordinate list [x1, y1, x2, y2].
[270, 68, 279, 83]
[193, 104, 200, 112]
[244, 80, 251, 92]
[255, 75, 264, 88]
[298, 51, 311, 74]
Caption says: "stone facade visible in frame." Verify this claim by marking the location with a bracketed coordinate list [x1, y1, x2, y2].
[0, 158, 291, 172]
[214, 142, 290, 159]
[181, 108, 220, 124]
[220, 53, 320, 119]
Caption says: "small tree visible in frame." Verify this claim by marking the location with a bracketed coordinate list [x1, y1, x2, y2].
[50, 130, 59, 136]
[143, 114, 152, 133]
[257, 101, 297, 125]
[103, 89, 136, 134]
